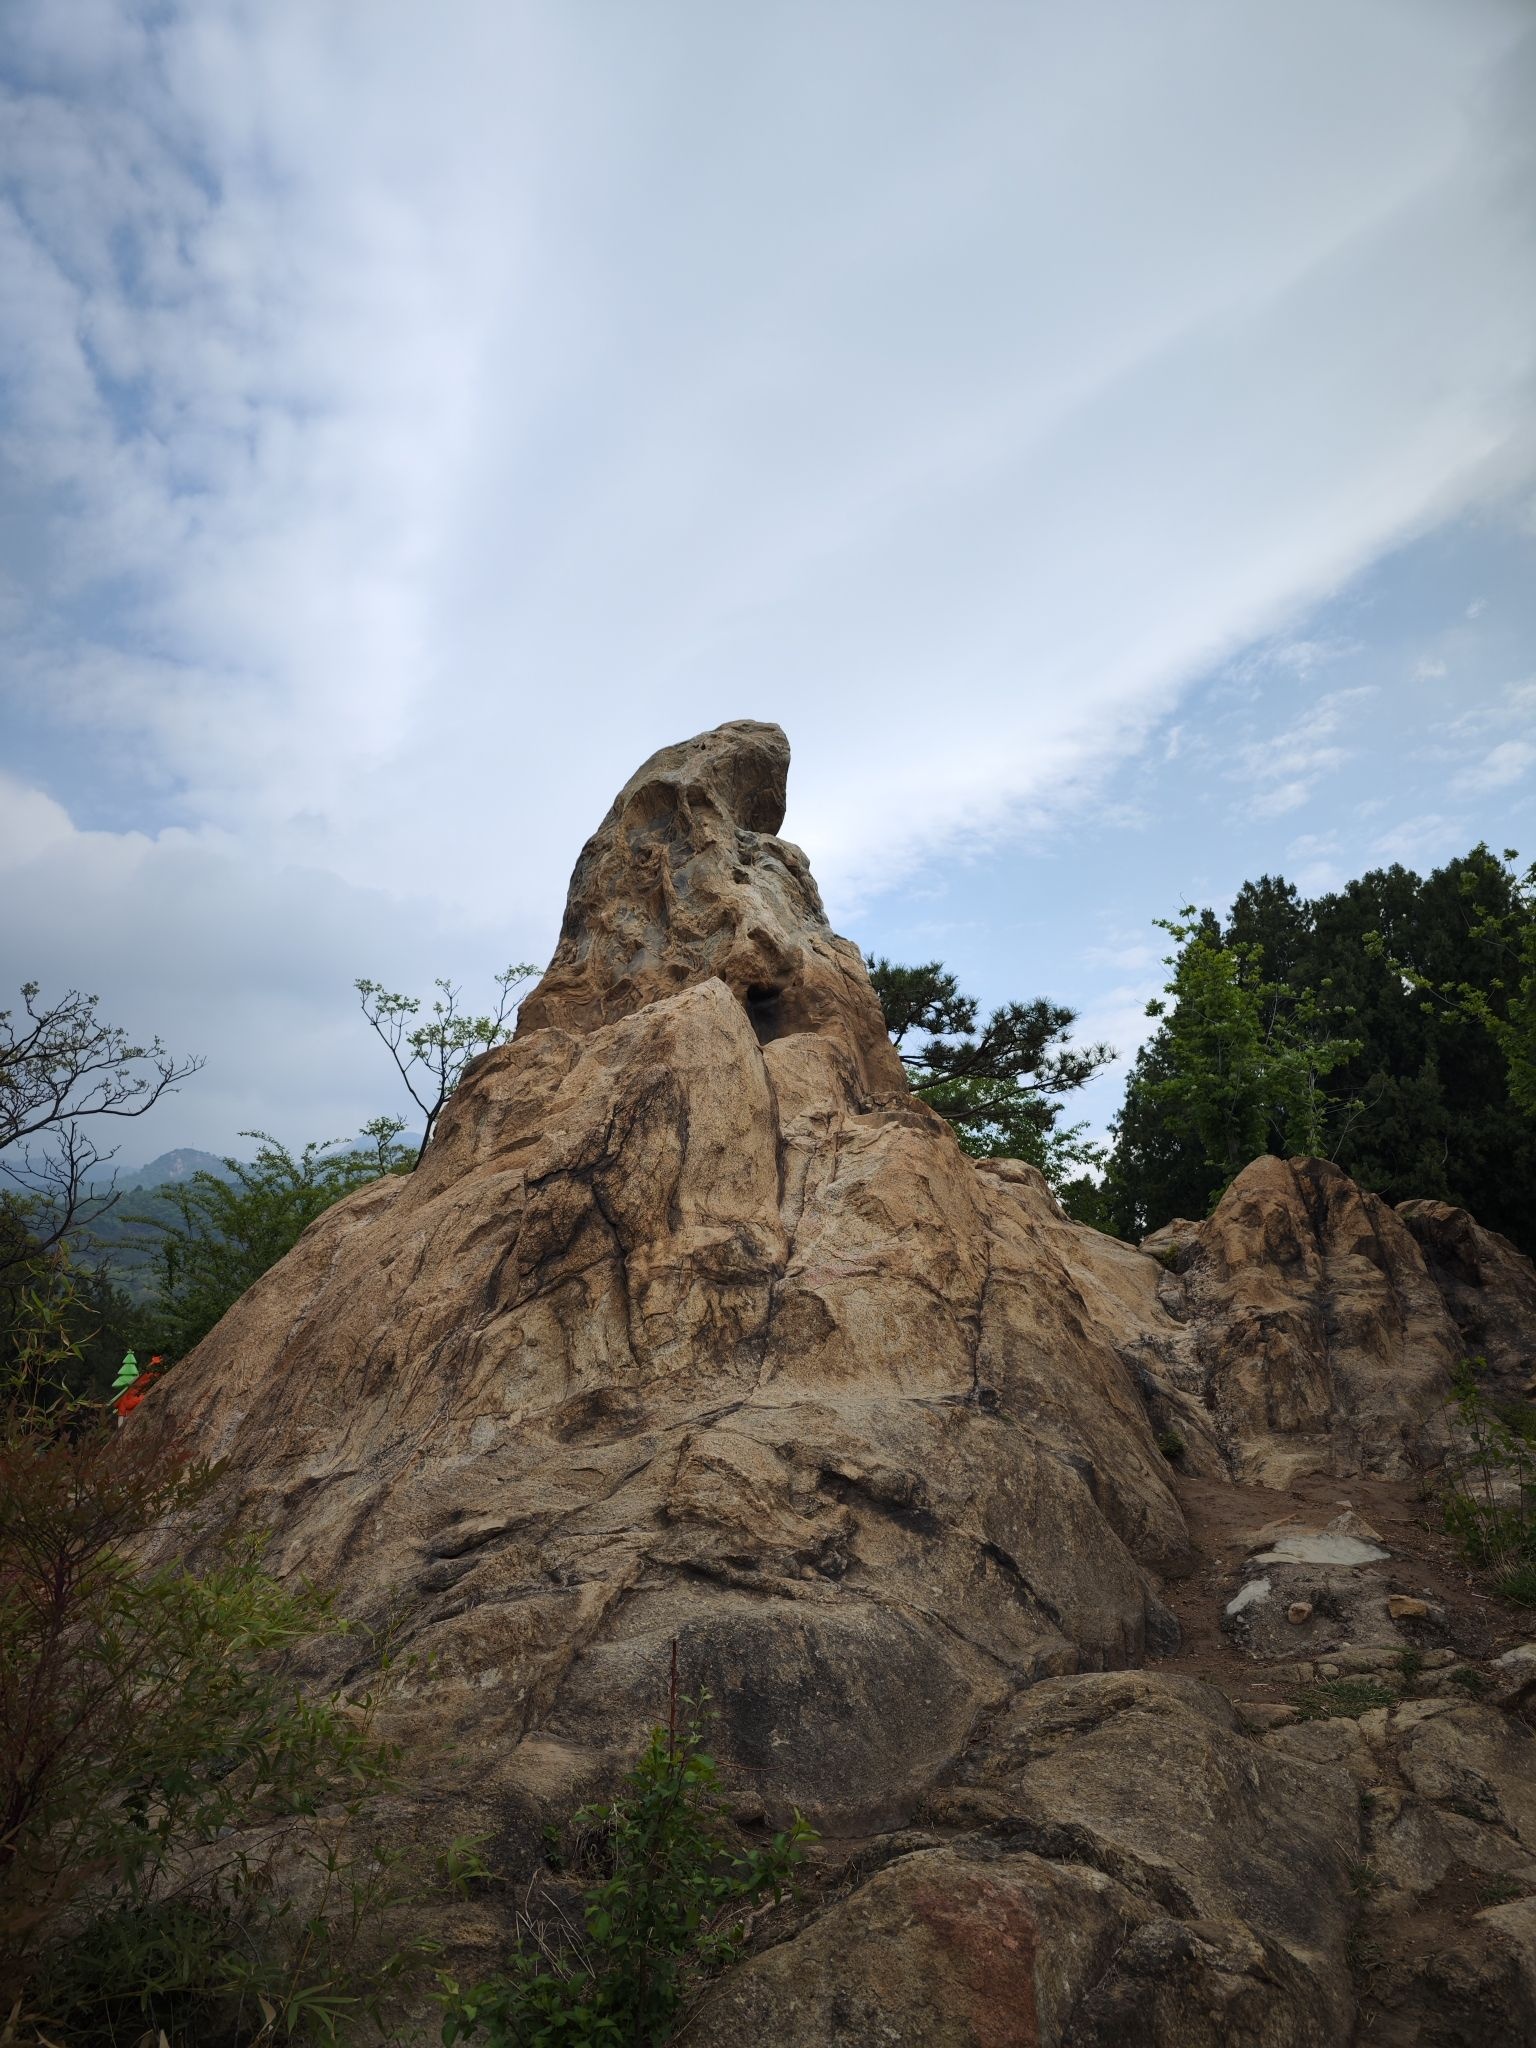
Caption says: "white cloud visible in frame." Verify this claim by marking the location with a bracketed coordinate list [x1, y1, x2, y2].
[1454, 738, 1536, 791]
[2, 0, 1535, 1143]
[1250, 780, 1313, 818]
[0, 774, 530, 1155]
[1229, 685, 1377, 814]
[1229, 636, 1361, 683]
[1414, 656, 1449, 679]
[1282, 830, 1345, 888]
[1371, 813, 1468, 869]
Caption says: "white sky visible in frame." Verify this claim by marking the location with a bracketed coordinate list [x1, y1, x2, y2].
[2, 0, 1534, 1158]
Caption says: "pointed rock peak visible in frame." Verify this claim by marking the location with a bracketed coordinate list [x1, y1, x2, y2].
[517, 720, 906, 1097]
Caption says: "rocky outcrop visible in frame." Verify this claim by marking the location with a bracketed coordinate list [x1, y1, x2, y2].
[692, 1672, 1360, 2046]
[1398, 1198, 1536, 1400]
[151, 722, 1186, 1844]
[145, 721, 1536, 2045]
[1142, 1156, 1459, 1485]
[515, 719, 908, 1104]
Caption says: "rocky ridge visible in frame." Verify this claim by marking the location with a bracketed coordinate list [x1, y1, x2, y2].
[151, 720, 1536, 2045]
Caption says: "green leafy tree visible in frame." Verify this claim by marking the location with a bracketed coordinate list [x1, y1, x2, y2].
[1104, 847, 1536, 1248]
[441, 1655, 812, 2047]
[137, 1129, 413, 1357]
[1102, 1029, 1228, 1241]
[866, 958, 1115, 1199]
[356, 966, 539, 1159]
[1379, 845, 1536, 1121]
[1108, 907, 1360, 1232]
[1301, 849, 1536, 1251]
[0, 983, 200, 1404]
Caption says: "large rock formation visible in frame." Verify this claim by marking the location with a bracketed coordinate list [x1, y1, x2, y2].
[149, 721, 1536, 2045]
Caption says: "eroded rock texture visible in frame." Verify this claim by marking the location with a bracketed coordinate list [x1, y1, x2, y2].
[1138, 1155, 1459, 1485]
[1398, 1198, 1536, 1402]
[149, 721, 1536, 2045]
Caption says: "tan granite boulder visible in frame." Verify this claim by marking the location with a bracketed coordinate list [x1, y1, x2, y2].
[1158, 1155, 1459, 1483]
[515, 718, 908, 1104]
[692, 1672, 1360, 2047]
[140, 721, 1536, 2045]
[1398, 1197, 1536, 1400]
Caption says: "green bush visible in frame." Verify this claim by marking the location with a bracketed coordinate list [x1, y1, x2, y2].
[1295, 1678, 1398, 1721]
[134, 1129, 413, 1357]
[1441, 1358, 1536, 1605]
[0, 1321, 447, 2045]
[440, 1670, 813, 2047]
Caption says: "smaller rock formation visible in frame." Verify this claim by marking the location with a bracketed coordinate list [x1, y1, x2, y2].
[1138, 1157, 1458, 1484]
[1398, 1199, 1536, 1400]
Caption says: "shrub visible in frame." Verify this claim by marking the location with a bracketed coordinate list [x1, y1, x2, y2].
[1492, 1562, 1536, 1608]
[0, 1315, 447, 2044]
[440, 1655, 814, 2047]
[1295, 1678, 1398, 1721]
[1348, 1861, 1385, 1902]
[1441, 1358, 1536, 1605]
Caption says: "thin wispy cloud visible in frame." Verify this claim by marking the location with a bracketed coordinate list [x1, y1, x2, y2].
[1229, 686, 1377, 817]
[1371, 813, 1470, 869]
[1454, 739, 1536, 793]
[2, 0, 1534, 1151]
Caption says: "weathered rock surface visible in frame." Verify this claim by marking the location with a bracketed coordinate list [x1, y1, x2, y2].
[515, 719, 908, 1104]
[693, 1672, 1358, 2046]
[145, 721, 1536, 2044]
[1146, 1156, 1459, 1485]
[152, 723, 1186, 1841]
[1398, 1198, 1536, 1399]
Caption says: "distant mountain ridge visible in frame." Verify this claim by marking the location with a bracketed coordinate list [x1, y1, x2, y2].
[111, 1134, 423, 1194]
[113, 1148, 236, 1192]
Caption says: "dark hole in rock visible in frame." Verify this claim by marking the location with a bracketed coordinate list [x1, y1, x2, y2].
[744, 984, 787, 1044]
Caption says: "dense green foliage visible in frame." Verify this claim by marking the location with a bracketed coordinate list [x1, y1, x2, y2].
[441, 1674, 812, 2047]
[1389, 848, 1536, 1123]
[1105, 848, 1536, 1250]
[867, 957, 1113, 1208]
[133, 1126, 415, 1357]
[1441, 1357, 1536, 1609]
[1134, 906, 1360, 1183]
[0, 1315, 450, 2045]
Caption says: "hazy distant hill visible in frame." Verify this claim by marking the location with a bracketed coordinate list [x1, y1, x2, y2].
[69, 1136, 421, 1305]
[113, 1147, 238, 1192]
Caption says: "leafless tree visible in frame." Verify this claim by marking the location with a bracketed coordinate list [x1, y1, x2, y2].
[355, 964, 538, 1159]
[0, 982, 203, 1274]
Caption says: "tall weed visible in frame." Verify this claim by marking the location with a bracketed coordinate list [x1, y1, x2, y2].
[1441, 1357, 1536, 1606]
